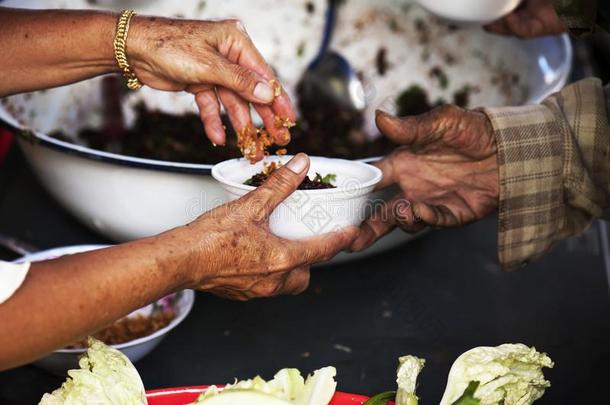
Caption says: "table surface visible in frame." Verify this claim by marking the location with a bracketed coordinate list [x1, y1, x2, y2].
[1, 141, 609, 404]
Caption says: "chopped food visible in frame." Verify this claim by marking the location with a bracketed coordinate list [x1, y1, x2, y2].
[452, 85, 478, 108]
[429, 66, 449, 89]
[237, 114, 293, 163]
[244, 162, 337, 190]
[50, 100, 397, 164]
[395, 85, 442, 116]
[376, 47, 389, 76]
[269, 79, 283, 98]
[65, 310, 175, 348]
[305, 1, 315, 14]
[39, 337, 146, 405]
[237, 124, 273, 163]
[195, 366, 337, 405]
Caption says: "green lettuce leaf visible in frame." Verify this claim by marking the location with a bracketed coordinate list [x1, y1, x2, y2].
[39, 337, 146, 405]
[451, 381, 480, 405]
[439, 344, 553, 405]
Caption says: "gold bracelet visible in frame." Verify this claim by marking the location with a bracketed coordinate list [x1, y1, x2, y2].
[113, 9, 142, 90]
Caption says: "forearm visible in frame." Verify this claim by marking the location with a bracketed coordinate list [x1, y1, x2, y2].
[0, 7, 120, 97]
[484, 78, 610, 270]
[0, 225, 197, 370]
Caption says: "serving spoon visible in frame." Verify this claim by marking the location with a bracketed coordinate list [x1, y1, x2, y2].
[297, 0, 366, 112]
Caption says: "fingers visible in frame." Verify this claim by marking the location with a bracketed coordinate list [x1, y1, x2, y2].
[217, 87, 253, 142]
[194, 89, 226, 146]
[254, 104, 291, 145]
[282, 266, 310, 295]
[208, 56, 276, 104]
[290, 226, 359, 265]
[412, 202, 460, 227]
[246, 153, 310, 219]
[484, 18, 511, 35]
[375, 109, 436, 146]
[350, 194, 413, 252]
[223, 21, 297, 121]
[372, 153, 397, 190]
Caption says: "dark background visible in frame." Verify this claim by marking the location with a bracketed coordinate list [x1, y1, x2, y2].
[1, 29, 610, 405]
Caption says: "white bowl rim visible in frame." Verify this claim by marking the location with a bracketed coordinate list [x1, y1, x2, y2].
[211, 155, 383, 195]
[14, 244, 195, 353]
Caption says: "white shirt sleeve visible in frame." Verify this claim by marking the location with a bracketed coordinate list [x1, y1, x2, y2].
[0, 260, 30, 304]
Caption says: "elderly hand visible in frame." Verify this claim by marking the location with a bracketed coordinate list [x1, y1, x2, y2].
[484, 0, 567, 38]
[185, 153, 358, 300]
[351, 106, 499, 252]
[129, 16, 296, 150]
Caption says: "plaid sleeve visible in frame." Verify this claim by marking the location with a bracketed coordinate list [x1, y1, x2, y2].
[483, 78, 610, 271]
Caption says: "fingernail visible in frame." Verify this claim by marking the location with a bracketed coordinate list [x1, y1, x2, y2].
[286, 153, 308, 173]
[253, 82, 274, 102]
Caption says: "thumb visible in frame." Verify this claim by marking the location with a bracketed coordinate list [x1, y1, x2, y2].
[248, 153, 310, 219]
[210, 56, 276, 104]
[375, 109, 436, 146]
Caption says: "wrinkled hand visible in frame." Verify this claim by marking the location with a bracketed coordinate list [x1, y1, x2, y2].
[485, 0, 567, 38]
[351, 106, 499, 252]
[186, 154, 358, 300]
[129, 16, 295, 152]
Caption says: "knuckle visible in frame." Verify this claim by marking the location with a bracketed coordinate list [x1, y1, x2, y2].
[273, 249, 294, 270]
[256, 280, 280, 297]
[268, 168, 298, 191]
[231, 65, 255, 91]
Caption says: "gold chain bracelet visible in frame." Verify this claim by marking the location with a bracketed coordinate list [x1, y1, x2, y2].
[114, 9, 142, 90]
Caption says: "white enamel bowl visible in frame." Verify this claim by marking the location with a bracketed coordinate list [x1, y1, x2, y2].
[212, 156, 383, 240]
[14, 245, 195, 376]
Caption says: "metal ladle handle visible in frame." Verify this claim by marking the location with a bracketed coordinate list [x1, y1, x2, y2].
[310, 0, 338, 68]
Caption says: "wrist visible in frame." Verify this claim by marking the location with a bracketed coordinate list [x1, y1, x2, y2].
[126, 14, 164, 73]
[156, 219, 224, 290]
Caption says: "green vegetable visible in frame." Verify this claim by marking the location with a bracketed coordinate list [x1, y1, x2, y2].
[439, 344, 554, 405]
[395, 355, 425, 405]
[363, 391, 396, 405]
[39, 337, 146, 405]
[313, 173, 337, 185]
[195, 366, 337, 405]
[450, 381, 480, 405]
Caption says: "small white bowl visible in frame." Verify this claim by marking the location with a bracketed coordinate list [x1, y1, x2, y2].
[414, 0, 521, 25]
[212, 156, 382, 240]
[14, 245, 195, 376]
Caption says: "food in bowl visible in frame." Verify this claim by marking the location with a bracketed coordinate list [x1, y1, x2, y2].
[244, 161, 337, 190]
[65, 299, 177, 349]
[212, 156, 382, 240]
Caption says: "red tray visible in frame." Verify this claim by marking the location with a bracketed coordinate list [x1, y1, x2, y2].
[145, 386, 380, 405]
